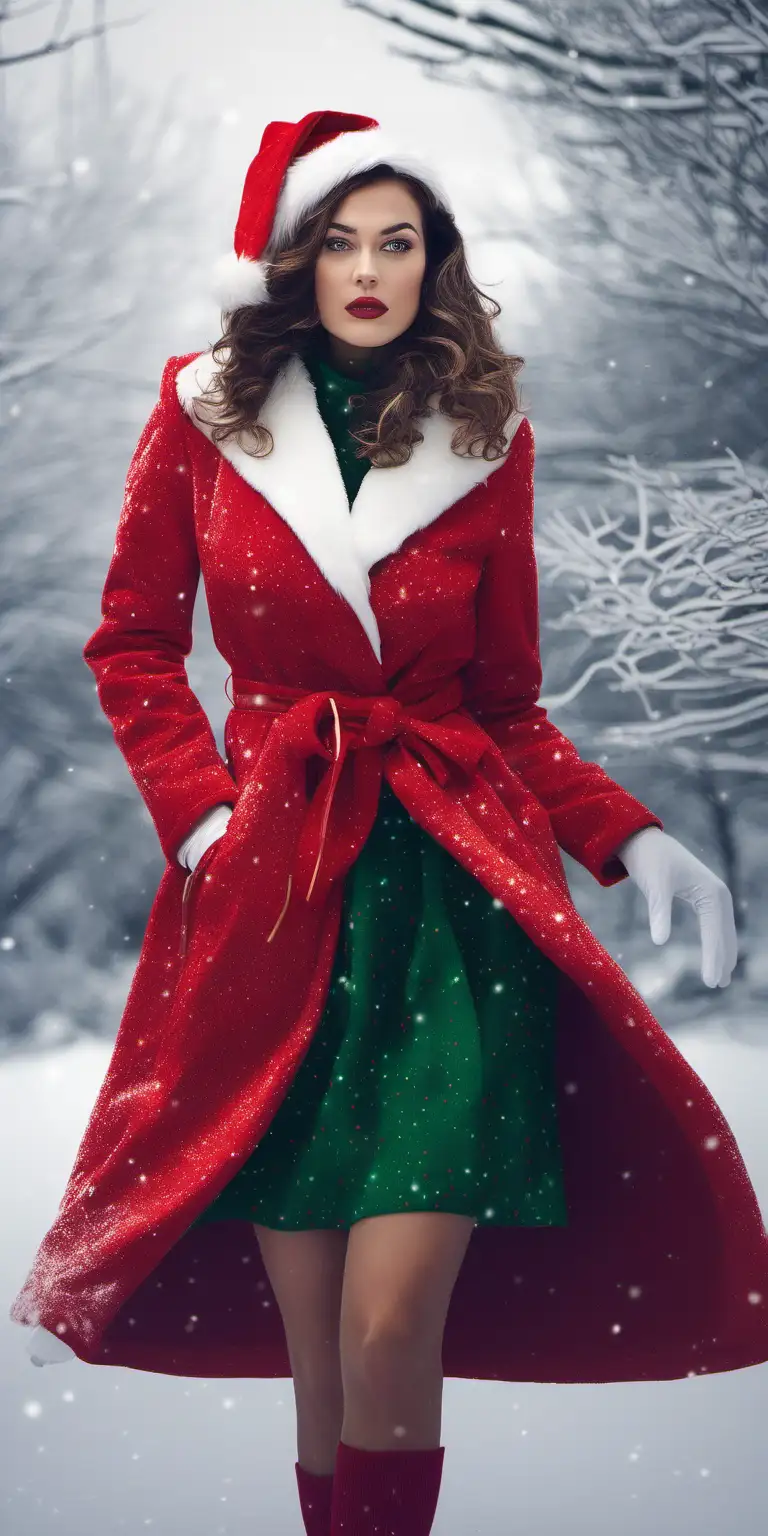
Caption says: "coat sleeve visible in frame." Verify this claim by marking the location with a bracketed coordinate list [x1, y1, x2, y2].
[83, 355, 237, 864]
[461, 415, 663, 887]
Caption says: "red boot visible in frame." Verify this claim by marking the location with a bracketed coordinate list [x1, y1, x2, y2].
[330, 1440, 445, 1535]
[295, 1460, 335, 1536]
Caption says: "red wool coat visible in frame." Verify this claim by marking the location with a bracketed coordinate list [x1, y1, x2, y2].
[11, 349, 768, 1382]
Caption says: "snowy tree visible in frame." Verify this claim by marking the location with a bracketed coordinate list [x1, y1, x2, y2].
[535, 450, 767, 756]
[346, 0, 767, 998]
[346, 0, 768, 455]
[534, 447, 768, 980]
[0, 4, 215, 1043]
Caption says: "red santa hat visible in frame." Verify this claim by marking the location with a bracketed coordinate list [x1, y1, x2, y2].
[213, 108, 455, 311]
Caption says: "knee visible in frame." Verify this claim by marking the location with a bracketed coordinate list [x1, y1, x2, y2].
[341, 1314, 440, 1396]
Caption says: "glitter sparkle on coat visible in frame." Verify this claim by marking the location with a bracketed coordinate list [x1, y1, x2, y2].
[10, 347, 768, 1384]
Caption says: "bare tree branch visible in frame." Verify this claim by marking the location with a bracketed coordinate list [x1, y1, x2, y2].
[536, 449, 768, 751]
[0, 6, 143, 66]
[0, 1, 59, 20]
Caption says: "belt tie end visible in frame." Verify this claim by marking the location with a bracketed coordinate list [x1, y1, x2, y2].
[267, 696, 343, 941]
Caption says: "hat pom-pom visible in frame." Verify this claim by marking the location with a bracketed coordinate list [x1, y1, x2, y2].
[212, 250, 271, 311]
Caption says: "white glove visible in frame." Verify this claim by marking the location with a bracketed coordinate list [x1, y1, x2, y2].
[26, 1324, 76, 1367]
[177, 803, 233, 872]
[614, 825, 738, 988]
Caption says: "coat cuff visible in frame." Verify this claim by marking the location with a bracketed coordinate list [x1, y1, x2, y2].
[162, 771, 238, 867]
[586, 809, 665, 888]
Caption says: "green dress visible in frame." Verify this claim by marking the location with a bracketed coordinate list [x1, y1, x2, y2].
[191, 338, 569, 1233]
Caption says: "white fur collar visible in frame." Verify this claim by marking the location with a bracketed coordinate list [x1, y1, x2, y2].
[176, 348, 524, 664]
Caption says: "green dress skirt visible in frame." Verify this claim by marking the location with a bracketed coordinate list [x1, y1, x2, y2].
[190, 779, 569, 1232]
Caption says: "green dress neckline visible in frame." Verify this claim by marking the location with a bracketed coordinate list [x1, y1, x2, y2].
[311, 354, 373, 389]
[303, 338, 383, 508]
[304, 339, 388, 390]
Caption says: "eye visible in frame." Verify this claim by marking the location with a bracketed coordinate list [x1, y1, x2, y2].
[323, 237, 414, 253]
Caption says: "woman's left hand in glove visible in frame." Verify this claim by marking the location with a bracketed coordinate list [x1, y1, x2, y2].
[613, 825, 738, 988]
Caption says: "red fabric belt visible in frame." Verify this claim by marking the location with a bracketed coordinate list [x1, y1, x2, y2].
[228, 674, 490, 942]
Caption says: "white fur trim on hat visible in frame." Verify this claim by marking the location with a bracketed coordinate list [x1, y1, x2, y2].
[212, 250, 271, 311]
[212, 126, 452, 311]
[267, 126, 453, 257]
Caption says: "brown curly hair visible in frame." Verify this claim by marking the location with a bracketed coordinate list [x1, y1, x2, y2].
[198, 163, 525, 467]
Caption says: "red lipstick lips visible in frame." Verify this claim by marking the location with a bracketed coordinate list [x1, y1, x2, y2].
[345, 298, 388, 317]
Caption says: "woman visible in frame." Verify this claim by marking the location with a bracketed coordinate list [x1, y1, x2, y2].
[12, 111, 767, 1536]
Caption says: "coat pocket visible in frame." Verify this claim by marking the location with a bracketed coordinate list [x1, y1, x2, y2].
[178, 836, 226, 959]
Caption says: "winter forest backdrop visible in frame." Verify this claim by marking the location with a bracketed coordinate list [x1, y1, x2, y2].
[2, 3, 767, 1535]
[2, 0, 767, 1046]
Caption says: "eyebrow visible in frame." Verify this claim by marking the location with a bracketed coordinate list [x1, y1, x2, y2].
[327, 221, 420, 236]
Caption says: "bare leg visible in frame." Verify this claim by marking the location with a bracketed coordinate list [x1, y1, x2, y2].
[338, 1211, 476, 1452]
[340, 1337, 444, 1451]
[252, 1223, 348, 1475]
[293, 1373, 345, 1475]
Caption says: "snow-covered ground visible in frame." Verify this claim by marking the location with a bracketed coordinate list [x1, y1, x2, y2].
[2, 1022, 767, 1536]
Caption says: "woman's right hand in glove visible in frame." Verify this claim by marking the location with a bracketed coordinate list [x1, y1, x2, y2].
[176, 803, 233, 872]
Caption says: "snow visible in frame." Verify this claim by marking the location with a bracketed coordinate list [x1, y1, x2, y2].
[2, 1029, 768, 1535]
[2, 0, 768, 1526]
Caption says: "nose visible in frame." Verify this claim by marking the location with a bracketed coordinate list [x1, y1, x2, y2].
[351, 251, 380, 286]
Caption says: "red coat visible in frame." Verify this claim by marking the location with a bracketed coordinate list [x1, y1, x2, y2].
[11, 349, 768, 1381]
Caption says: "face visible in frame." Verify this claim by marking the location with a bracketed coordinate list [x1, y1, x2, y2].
[314, 178, 427, 370]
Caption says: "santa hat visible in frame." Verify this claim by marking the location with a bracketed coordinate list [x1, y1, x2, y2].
[213, 108, 454, 312]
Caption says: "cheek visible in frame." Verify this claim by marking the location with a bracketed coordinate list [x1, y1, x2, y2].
[315, 260, 336, 303]
[394, 265, 425, 310]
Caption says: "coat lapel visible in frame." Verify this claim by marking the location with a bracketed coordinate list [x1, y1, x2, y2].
[176, 348, 525, 664]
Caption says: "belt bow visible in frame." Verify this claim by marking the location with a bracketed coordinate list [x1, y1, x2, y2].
[230, 676, 490, 941]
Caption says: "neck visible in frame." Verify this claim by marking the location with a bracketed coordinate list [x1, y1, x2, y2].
[317, 327, 401, 382]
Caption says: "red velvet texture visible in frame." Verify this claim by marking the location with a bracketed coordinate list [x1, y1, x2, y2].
[330, 1442, 445, 1536]
[296, 1461, 335, 1536]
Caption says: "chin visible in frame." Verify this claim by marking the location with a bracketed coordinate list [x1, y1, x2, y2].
[340, 320, 397, 346]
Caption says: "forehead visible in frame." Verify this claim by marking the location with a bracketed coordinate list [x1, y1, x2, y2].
[331, 178, 423, 229]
